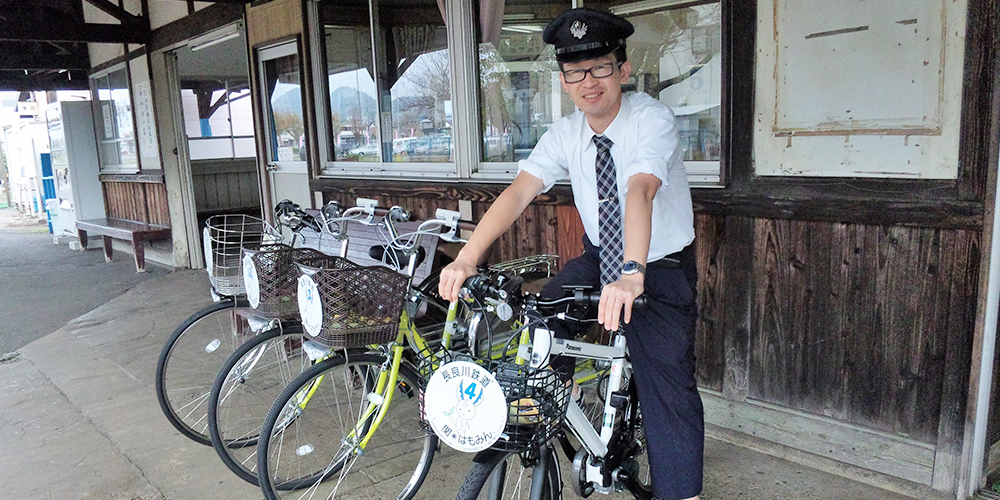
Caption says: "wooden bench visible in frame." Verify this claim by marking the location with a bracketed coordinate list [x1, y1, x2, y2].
[76, 218, 171, 272]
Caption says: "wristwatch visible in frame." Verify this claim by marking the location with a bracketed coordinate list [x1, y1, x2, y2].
[621, 260, 646, 276]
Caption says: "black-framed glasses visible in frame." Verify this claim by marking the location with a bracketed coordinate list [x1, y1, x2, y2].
[562, 62, 623, 84]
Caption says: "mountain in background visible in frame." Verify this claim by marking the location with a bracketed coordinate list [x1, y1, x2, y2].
[271, 86, 431, 127]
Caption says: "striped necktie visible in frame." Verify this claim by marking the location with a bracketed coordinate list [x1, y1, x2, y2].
[593, 135, 622, 286]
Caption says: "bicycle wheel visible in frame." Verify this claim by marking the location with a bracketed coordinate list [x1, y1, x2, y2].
[155, 298, 255, 444]
[208, 323, 322, 485]
[456, 446, 561, 500]
[257, 353, 436, 500]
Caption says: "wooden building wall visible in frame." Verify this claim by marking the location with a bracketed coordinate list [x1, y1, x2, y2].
[313, 178, 982, 488]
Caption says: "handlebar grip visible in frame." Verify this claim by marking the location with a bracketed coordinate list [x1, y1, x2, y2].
[583, 292, 647, 309]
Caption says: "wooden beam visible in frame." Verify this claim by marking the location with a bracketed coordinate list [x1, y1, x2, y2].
[703, 391, 937, 486]
[147, 2, 244, 52]
[0, 72, 90, 91]
[0, 22, 149, 44]
[82, 0, 144, 25]
[0, 52, 89, 71]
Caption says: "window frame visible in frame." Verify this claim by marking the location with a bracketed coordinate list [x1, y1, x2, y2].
[90, 64, 140, 174]
[309, 0, 728, 187]
[311, 1, 461, 179]
[181, 79, 255, 161]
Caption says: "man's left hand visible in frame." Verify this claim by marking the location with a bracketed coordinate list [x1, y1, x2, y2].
[598, 273, 645, 331]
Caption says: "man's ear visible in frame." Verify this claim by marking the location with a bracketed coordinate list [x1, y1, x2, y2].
[559, 72, 569, 93]
[619, 61, 632, 84]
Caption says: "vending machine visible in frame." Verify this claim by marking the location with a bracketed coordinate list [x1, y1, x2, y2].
[45, 101, 105, 240]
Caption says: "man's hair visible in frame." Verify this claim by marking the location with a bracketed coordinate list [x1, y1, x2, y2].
[558, 44, 628, 72]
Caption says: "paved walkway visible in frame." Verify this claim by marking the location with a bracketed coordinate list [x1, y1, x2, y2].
[0, 206, 168, 353]
[0, 211, 956, 499]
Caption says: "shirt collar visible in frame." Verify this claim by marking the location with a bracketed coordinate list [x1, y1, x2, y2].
[579, 94, 632, 150]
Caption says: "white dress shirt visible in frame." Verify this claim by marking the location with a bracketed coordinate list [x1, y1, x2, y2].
[518, 92, 695, 261]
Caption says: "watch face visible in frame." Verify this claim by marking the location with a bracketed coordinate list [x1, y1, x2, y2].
[622, 261, 644, 275]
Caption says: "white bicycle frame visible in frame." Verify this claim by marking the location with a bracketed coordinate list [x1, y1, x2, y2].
[517, 328, 632, 496]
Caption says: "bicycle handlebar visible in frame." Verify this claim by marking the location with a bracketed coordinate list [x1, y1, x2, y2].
[273, 199, 322, 233]
[459, 271, 647, 317]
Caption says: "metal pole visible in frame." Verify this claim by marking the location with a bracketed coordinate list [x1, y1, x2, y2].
[969, 150, 1000, 496]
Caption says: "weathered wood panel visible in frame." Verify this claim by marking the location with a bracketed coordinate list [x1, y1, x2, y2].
[191, 159, 261, 214]
[749, 220, 979, 443]
[693, 213, 747, 395]
[556, 205, 586, 264]
[102, 180, 170, 226]
[246, 0, 302, 48]
[703, 391, 936, 485]
[145, 182, 170, 226]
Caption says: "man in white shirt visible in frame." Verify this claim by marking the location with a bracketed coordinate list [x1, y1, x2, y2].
[438, 7, 702, 499]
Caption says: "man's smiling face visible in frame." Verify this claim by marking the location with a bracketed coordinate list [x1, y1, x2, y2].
[559, 54, 631, 127]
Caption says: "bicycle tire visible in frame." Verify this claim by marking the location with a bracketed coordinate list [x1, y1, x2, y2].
[155, 298, 254, 444]
[257, 353, 436, 500]
[208, 323, 321, 485]
[456, 446, 561, 500]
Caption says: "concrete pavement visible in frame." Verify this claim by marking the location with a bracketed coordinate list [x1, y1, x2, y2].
[0, 215, 957, 499]
[0, 206, 169, 354]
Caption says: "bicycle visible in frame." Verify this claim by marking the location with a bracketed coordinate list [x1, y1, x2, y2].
[250, 205, 495, 500]
[154, 200, 338, 444]
[432, 269, 653, 500]
[206, 202, 462, 487]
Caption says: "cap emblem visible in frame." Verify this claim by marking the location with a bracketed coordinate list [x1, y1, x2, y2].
[570, 20, 587, 39]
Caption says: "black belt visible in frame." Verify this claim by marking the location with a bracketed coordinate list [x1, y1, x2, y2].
[648, 247, 689, 269]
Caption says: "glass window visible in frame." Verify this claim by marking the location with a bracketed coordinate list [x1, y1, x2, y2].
[617, 1, 722, 183]
[181, 79, 254, 160]
[476, 1, 573, 163]
[319, 0, 452, 167]
[264, 53, 306, 162]
[476, 1, 722, 184]
[92, 67, 139, 173]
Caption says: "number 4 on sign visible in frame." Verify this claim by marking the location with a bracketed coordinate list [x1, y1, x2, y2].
[460, 381, 484, 404]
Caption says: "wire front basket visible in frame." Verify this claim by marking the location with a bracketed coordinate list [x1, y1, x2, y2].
[243, 244, 326, 319]
[296, 255, 409, 349]
[204, 214, 272, 296]
[419, 352, 570, 452]
[487, 360, 569, 453]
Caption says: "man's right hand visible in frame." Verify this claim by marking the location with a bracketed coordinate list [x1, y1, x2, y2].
[438, 258, 478, 303]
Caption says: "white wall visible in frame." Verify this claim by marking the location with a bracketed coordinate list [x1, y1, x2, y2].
[754, 0, 968, 178]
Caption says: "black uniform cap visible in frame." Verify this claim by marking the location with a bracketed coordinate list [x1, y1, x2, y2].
[542, 8, 634, 63]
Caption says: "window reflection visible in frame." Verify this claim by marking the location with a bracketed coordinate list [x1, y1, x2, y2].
[478, 1, 573, 163]
[623, 3, 722, 163]
[264, 54, 305, 162]
[477, 1, 722, 169]
[320, 0, 452, 164]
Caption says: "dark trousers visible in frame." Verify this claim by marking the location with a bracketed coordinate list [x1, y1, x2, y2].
[540, 238, 704, 499]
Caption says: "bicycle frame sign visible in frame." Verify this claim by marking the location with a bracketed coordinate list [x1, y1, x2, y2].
[424, 360, 507, 452]
[297, 274, 323, 336]
[242, 253, 260, 308]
